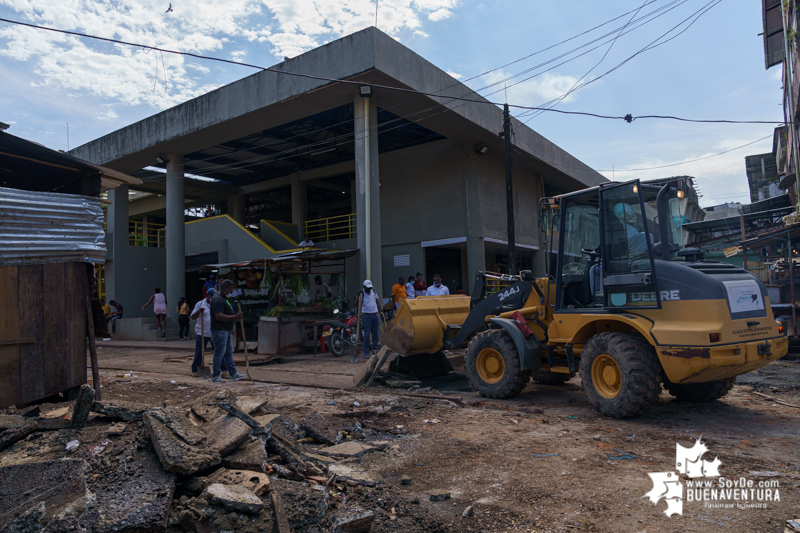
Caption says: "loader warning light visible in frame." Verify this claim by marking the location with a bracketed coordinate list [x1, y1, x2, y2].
[778, 323, 785, 335]
[709, 333, 721, 343]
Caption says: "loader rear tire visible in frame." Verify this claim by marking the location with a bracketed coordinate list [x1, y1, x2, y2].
[580, 332, 662, 418]
[532, 371, 574, 385]
[466, 329, 529, 399]
[664, 377, 735, 402]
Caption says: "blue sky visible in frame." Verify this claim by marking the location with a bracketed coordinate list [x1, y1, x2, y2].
[0, 0, 782, 206]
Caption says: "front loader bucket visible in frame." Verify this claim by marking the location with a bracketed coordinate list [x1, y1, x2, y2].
[381, 296, 471, 356]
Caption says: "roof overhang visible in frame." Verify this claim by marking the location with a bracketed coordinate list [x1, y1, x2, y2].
[69, 27, 605, 194]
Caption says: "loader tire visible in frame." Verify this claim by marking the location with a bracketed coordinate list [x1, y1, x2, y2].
[580, 332, 662, 418]
[664, 377, 735, 402]
[466, 329, 529, 399]
[532, 371, 574, 385]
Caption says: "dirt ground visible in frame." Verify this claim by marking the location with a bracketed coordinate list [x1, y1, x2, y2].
[3, 344, 799, 532]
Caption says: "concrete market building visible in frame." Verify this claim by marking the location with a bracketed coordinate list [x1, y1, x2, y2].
[70, 27, 606, 320]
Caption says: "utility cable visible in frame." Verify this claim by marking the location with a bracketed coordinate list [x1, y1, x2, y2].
[0, 15, 783, 125]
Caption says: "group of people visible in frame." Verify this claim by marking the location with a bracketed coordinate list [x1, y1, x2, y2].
[391, 272, 450, 309]
[101, 299, 123, 331]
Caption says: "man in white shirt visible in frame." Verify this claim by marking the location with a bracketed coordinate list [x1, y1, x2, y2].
[190, 289, 214, 377]
[354, 280, 381, 361]
[298, 234, 315, 249]
[405, 273, 416, 300]
[426, 274, 450, 296]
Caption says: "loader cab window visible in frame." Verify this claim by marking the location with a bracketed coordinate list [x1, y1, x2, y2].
[556, 191, 603, 309]
[600, 182, 660, 309]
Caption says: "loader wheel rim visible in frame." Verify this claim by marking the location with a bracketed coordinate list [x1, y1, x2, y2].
[476, 348, 505, 384]
[592, 354, 621, 399]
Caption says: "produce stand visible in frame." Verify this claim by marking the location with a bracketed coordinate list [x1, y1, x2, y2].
[200, 249, 357, 355]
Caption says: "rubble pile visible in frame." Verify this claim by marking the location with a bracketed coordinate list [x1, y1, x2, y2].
[0, 384, 449, 533]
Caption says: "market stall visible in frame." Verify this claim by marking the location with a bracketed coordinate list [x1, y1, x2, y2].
[200, 249, 358, 355]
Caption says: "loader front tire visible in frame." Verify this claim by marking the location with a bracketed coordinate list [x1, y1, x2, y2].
[466, 329, 529, 399]
[664, 377, 735, 402]
[580, 332, 662, 418]
[532, 371, 574, 385]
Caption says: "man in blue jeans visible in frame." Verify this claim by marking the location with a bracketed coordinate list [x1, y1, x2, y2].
[210, 280, 246, 383]
[354, 279, 381, 361]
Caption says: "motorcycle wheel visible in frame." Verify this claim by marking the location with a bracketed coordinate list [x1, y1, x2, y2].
[329, 332, 346, 357]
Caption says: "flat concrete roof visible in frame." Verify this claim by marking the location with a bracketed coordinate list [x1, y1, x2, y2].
[70, 27, 606, 192]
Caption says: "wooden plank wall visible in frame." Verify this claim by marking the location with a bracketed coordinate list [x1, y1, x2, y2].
[0, 263, 88, 408]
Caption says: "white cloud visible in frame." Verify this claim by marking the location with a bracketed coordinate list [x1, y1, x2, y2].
[598, 136, 773, 206]
[480, 69, 579, 106]
[446, 70, 462, 80]
[414, 30, 429, 37]
[260, 0, 459, 57]
[0, 0, 461, 112]
[98, 109, 119, 120]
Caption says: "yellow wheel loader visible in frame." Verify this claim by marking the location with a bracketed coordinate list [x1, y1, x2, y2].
[382, 179, 788, 418]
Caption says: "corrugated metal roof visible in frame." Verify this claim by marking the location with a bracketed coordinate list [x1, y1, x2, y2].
[0, 186, 106, 266]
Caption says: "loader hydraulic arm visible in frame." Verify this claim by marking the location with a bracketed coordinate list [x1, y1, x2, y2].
[442, 278, 542, 350]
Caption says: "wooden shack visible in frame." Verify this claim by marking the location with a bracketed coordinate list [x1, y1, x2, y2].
[0, 263, 90, 406]
[0, 130, 141, 408]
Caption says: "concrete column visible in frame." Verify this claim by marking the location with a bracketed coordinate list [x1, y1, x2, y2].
[350, 179, 357, 215]
[166, 155, 185, 321]
[228, 195, 246, 225]
[355, 94, 382, 293]
[463, 149, 485, 288]
[105, 184, 129, 303]
[291, 173, 307, 240]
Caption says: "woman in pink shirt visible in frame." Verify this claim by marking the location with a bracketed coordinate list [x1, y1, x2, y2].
[142, 287, 168, 337]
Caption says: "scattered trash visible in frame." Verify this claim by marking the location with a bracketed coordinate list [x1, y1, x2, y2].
[462, 505, 474, 518]
[170, 380, 176, 384]
[566, 416, 577, 419]
[102, 338, 111, 341]
[353, 401, 360, 407]
[750, 471, 781, 477]
[90, 440, 109, 455]
[423, 419, 440, 423]
[608, 448, 636, 460]
[532, 453, 559, 458]
[327, 401, 337, 405]
[65, 440, 80, 452]
[177, 386, 188, 390]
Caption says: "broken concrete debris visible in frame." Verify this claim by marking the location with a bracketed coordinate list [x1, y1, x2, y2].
[0, 388, 416, 533]
[91, 399, 149, 421]
[70, 384, 96, 428]
[332, 508, 375, 533]
[429, 490, 451, 501]
[206, 483, 265, 513]
[143, 407, 221, 475]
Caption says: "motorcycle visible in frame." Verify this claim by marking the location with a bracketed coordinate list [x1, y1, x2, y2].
[324, 308, 359, 357]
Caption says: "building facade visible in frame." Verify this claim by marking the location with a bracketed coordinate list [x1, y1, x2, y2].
[70, 28, 606, 319]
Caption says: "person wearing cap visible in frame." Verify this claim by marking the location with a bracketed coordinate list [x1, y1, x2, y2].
[354, 280, 381, 359]
[203, 274, 218, 298]
[426, 274, 450, 296]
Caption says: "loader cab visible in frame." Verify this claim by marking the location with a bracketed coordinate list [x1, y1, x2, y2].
[550, 180, 678, 312]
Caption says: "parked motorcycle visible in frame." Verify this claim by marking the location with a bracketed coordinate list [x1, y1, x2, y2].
[324, 308, 359, 357]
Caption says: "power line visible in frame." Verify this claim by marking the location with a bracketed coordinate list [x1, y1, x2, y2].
[593, 134, 773, 172]
[0, 15, 786, 126]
